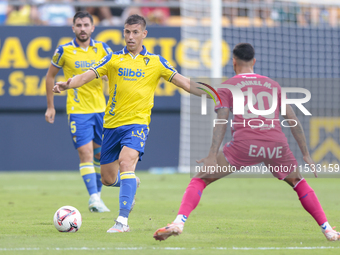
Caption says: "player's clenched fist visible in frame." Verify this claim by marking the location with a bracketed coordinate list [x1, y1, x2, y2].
[45, 107, 56, 124]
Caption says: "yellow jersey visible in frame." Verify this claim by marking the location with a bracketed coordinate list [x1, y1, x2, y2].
[51, 38, 112, 114]
[90, 46, 177, 129]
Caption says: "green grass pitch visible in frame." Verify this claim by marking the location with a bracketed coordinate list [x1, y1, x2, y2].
[1, 171, 339, 255]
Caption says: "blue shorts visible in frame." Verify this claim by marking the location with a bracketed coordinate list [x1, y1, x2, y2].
[100, 124, 149, 165]
[68, 112, 104, 149]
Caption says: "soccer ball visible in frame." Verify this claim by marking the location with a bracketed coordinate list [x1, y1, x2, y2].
[53, 206, 82, 232]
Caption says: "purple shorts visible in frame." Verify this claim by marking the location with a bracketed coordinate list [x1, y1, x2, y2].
[223, 140, 298, 180]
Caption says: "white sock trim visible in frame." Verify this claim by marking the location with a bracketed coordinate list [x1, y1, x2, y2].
[117, 216, 128, 226]
[320, 221, 332, 233]
[293, 178, 305, 189]
[90, 193, 100, 201]
[174, 214, 187, 224]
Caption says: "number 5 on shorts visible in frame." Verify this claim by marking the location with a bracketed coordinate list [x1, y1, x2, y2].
[70, 121, 76, 134]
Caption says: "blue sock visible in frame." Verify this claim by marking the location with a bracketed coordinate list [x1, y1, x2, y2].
[119, 171, 136, 218]
[109, 170, 121, 187]
[80, 162, 98, 195]
[93, 157, 102, 193]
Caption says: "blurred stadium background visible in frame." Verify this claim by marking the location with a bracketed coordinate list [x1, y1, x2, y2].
[0, 0, 339, 172]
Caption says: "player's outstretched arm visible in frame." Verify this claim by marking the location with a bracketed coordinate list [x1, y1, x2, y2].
[53, 70, 97, 93]
[171, 73, 212, 97]
[197, 108, 229, 166]
[282, 105, 317, 177]
[45, 64, 60, 124]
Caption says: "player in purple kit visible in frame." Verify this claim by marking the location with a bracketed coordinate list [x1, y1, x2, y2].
[153, 43, 340, 241]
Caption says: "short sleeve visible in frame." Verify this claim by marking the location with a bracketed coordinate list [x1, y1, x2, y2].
[51, 46, 64, 69]
[102, 42, 112, 55]
[90, 52, 112, 78]
[214, 88, 232, 112]
[158, 55, 177, 82]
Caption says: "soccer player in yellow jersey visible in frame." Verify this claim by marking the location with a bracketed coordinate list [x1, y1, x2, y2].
[45, 11, 112, 213]
[53, 14, 200, 233]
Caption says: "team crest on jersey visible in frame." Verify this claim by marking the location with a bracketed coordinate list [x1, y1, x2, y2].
[143, 57, 150, 66]
[73, 50, 77, 54]
[93, 47, 97, 54]
[52, 50, 60, 64]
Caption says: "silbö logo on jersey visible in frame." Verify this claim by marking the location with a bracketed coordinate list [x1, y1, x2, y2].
[75, 60, 96, 71]
[118, 68, 145, 81]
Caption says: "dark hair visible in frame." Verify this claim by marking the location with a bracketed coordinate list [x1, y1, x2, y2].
[73, 11, 93, 24]
[125, 14, 146, 30]
[233, 43, 255, 62]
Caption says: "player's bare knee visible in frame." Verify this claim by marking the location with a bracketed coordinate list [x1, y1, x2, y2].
[119, 159, 135, 172]
[79, 154, 93, 163]
[102, 179, 114, 186]
[193, 173, 218, 186]
[101, 174, 114, 186]
[284, 177, 302, 187]
[78, 147, 93, 162]
[201, 178, 217, 186]
[101, 178, 111, 186]
[284, 169, 303, 187]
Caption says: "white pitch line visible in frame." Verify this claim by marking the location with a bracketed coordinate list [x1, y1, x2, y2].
[215, 246, 340, 250]
[0, 246, 339, 251]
